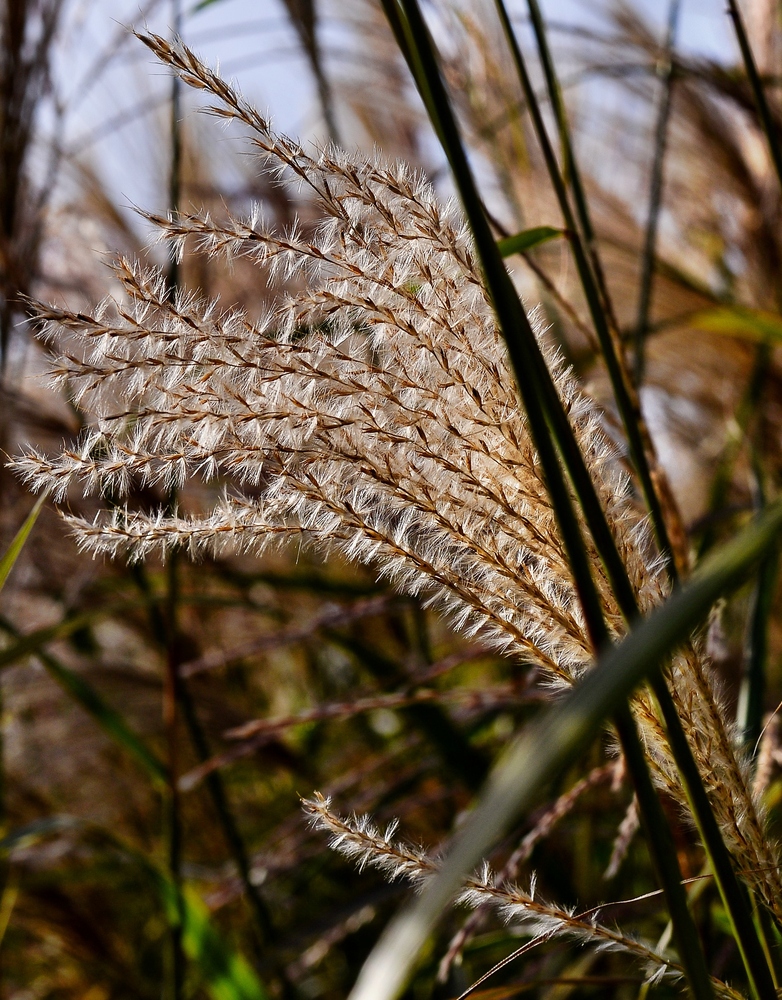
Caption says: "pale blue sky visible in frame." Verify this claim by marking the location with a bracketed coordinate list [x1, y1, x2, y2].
[51, 0, 739, 239]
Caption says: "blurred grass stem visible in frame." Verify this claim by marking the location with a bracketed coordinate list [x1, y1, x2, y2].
[727, 0, 782, 192]
[163, 6, 184, 995]
[633, 0, 680, 384]
[519, 0, 683, 579]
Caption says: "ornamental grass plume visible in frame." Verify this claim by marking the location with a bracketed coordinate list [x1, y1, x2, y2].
[11, 30, 782, 994]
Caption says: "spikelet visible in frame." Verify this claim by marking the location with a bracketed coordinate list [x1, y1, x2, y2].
[302, 795, 744, 999]
[11, 33, 782, 922]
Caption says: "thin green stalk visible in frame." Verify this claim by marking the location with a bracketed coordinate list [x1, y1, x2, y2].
[385, 4, 715, 997]
[467, 9, 776, 992]
[727, 0, 782, 192]
[523, 0, 620, 336]
[164, 7, 184, 995]
[176, 687, 274, 946]
[388, 0, 639, 617]
[757, 906, 782, 987]
[386, 3, 782, 997]
[648, 671, 775, 1000]
[634, 0, 680, 384]
[739, 456, 778, 753]
[502, 0, 680, 578]
[718, 5, 782, 759]
[0, 492, 48, 592]
[129, 569, 286, 987]
[163, 554, 184, 1000]
[725, 0, 782, 760]
[612, 701, 716, 1000]
[698, 343, 771, 559]
[0, 488, 48, 931]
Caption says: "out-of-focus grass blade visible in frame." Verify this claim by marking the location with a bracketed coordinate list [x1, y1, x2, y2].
[347, 498, 782, 1000]
[159, 881, 270, 1000]
[1, 818, 269, 1000]
[0, 816, 82, 850]
[497, 225, 563, 257]
[634, 0, 680, 383]
[0, 592, 249, 672]
[0, 492, 47, 593]
[40, 650, 168, 787]
[727, 0, 782, 192]
[0, 601, 149, 671]
[0, 617, 167, 786]
[691, 305, 782, 343]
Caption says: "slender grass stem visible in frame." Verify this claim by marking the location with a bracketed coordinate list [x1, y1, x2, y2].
[478, 12, 779, 992]
[725, 0, 782, 764]
[739, 454, 778, 753]
[499, 0, 685, 579]
[167, 0, 182, 294]
[727, 0, 782, 192]
[634, 0, 680, 384]
[698, 344, 772, 559]
[384, 3, 782, 996]
[649, 672, 776, 1000]
[163, 553, 184, 1000]
[164, 8, 184, 995]
[129, 568, 290, 994]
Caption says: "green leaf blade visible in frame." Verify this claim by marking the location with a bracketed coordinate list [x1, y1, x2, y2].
[496, 225, 563, 257]
[691, 305, 782, 344]
[0, 492, 47, 593]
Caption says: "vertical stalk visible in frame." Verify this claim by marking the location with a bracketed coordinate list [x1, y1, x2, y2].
[698, 344, 771, 559]
[634, 0, 680, 384]
[523, 0, 622, 342]
[649, 673, 776, 1000]
[739, 455, 778, 753]
[486, 15, 775, 984]
[163, 5, 184, 997]
[280, 0, 340, 144]
[159, 9, 292, 992]
[727, 0, 782, 191]
[167, 0, 182, 293]
[131, 567, 289, 991]
[177, 687, 275, 947]
[162, 553, 184, 1000]
[725, 0, 782, 762]
[495, 0, 687, 579]
[0, 679, 6, 991]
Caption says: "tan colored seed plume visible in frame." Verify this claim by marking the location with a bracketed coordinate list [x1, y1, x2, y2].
[11, 31, 782, 930]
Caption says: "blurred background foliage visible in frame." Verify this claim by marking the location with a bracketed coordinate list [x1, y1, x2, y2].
[4, 1, 782, 998]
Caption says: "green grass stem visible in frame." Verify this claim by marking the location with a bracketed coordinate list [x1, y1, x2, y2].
[0, 615, 168, 786]
[634, 0, 680, 383]
[499, 0, 680, 579]
[727, 0, 782, 192]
